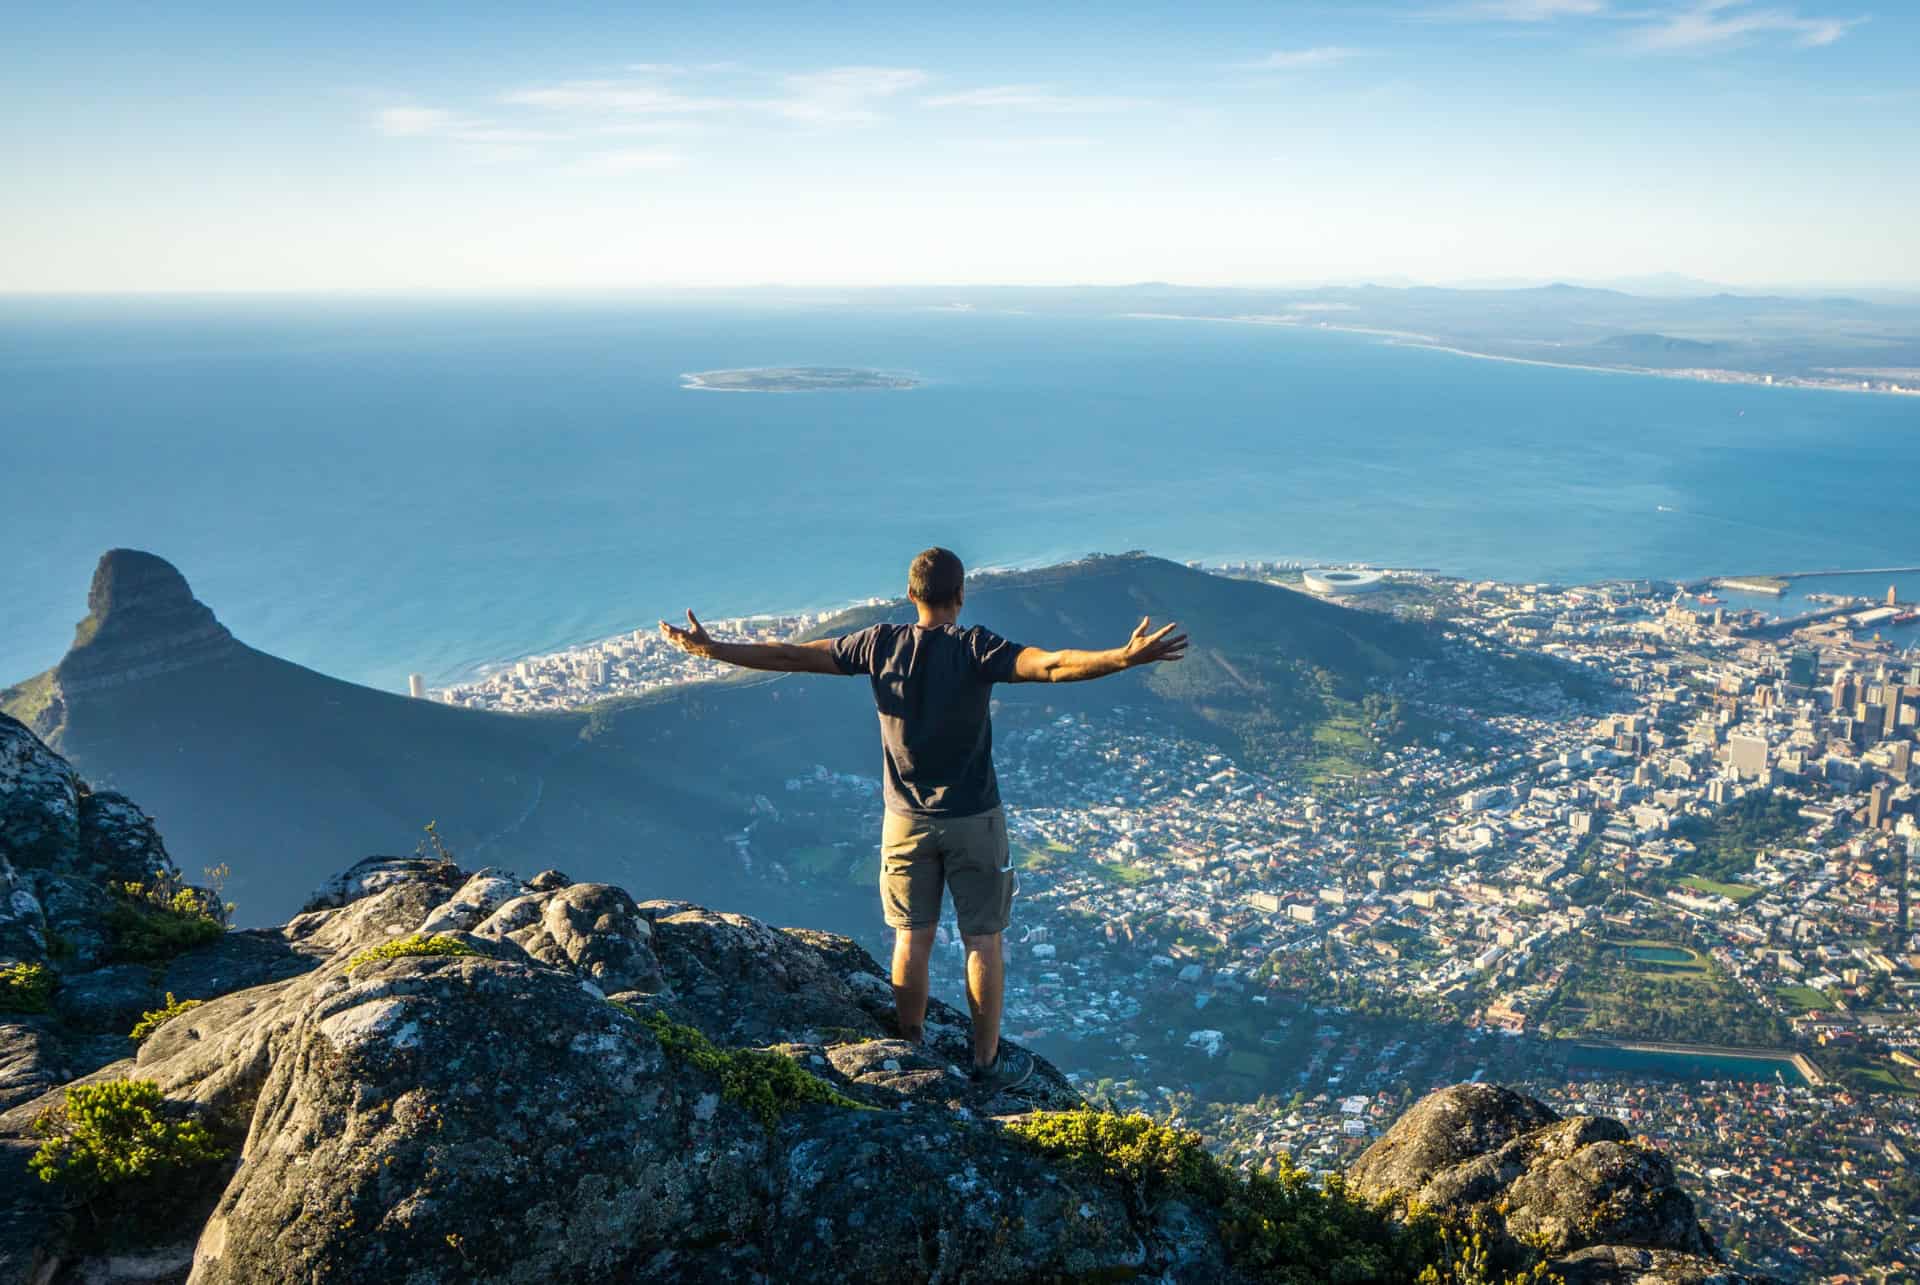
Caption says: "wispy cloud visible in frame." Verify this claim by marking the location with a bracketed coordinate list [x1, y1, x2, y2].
[921, 84, 1142, 112]
[1242, 46, 1370, 70]
[372, 107, 562, 145]
[374, 107, 461, 137]
[1628, 1, 1865, 51]
[770, 66, 927, 123]
[566, 147, 685, 177]
[1440, 0, 1609, 18]
[948, 134, 1099, 152]
[501, 81, 738, 114]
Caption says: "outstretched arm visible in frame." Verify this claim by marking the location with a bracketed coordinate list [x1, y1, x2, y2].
[658, 611, 845, 675]
[1010, 616, 1188, 683]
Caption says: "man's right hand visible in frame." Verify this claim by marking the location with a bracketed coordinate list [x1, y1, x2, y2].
[1120, 616, 1188, 667]
[659, 609, 714, 657]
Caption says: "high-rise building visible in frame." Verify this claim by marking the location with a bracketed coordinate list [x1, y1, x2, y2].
[1892, 740, 1913, 779]
[1729, 734, 1769, 781]
[407, 672, 426, 700]
[1787, 649, 1819, 687]
[1869, 781, 1891, 830]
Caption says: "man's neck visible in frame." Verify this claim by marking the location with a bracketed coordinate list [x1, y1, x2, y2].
[915, 608, 960, 628]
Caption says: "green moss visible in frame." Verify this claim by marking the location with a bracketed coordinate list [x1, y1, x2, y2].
[634, 1007, 870, 1128]
[1005, 1109, 1556, 1285]
[30, 1079, 227, 1193]
[345, 933, 483, 975]
[1, 962, 56, 1014]
[130, 992, 204, 1042]
[106, 880, 224, 962]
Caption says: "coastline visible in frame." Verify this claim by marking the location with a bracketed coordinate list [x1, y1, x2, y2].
[1119, 311, 1920, 398]
[441, 558, 1920, 691]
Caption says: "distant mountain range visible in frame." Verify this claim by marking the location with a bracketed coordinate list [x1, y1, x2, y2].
[749, 281, 1920, 383]
[4, 549, 1580, 929]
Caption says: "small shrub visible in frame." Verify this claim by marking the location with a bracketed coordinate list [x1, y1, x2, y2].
[30, 1079, 227, 1193]
[1417, 1211, 1561, 1285]
[1, 962, 56, 1013]
[1005, 1108, 1555, 1284]
[345, 933, 482, 975]
[129, 993, 203, 1042]
[202, 862, 237, 919]
[636, 1007, 869, 1128]
[106, 877, 224, 962]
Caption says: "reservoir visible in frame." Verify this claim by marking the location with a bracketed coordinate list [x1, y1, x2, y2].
[1626, 946, 1695, 965]
[1565, 1042, 1812, 1087]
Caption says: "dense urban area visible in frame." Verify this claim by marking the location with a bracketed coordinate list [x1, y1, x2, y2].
[435, 564, 1920, 1282]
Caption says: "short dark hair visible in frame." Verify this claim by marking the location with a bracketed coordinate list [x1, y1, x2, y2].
[908, 547, 965, 607]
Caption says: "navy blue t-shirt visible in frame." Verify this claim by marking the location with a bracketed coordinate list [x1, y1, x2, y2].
[829, 621, 1026, 817]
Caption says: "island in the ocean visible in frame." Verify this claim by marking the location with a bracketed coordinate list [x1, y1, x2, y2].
[681, 366, 919, 392]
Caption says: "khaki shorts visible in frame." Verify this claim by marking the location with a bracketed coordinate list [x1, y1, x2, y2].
[880, 806, 1015, 937]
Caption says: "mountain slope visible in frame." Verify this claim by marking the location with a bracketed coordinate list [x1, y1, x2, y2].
[3, 551, 582, 921]
[6, 551, 1557, 929]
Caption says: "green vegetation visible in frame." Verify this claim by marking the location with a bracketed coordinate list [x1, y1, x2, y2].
[29, 1079, 227, 1193]
[1676, 874, 1761, 905]
[1305, 706, 1378, 784]
[130, 993, 204, 1042]
[1094, 860, 1154, 886]
[1774, 985, 1833, 1014]
[105, 878, 224, 962]
[1017, 838, 1074, 872]
[1539, 937, 1787, 1047]
[784, 845, 843, 878]
[1004, 1109, 1556, 1284]
[635, 1008, 870, 1128]
[0, 669, 61, 730]
[1, 962, 56, 1013]
[345, 933, 483, 975]
[1668, 792, 1803, 884]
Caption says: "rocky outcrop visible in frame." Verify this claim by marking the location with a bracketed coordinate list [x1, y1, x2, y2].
[2, 714, 253, 1116]
[1, 723, 1761, 1284]
[1349, 1084, 1752, 1284]
[51, 550, 237, 697]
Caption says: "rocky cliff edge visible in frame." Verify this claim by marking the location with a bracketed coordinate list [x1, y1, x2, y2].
[1, 714, 1763, 1283]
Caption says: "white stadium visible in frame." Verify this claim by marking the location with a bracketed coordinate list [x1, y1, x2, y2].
[1302, 568, 1385, 596]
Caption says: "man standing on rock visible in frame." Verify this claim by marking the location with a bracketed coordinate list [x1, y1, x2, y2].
[662, 546, 1187, 1094]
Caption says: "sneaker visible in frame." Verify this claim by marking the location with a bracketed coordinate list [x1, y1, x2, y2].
[969, 1047, 1034, 1096]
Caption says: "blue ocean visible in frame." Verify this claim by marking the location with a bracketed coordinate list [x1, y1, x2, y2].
[4, 296, 1917, 692]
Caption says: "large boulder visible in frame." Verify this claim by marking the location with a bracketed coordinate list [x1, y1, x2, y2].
[1349, 1083, 1746, 1284]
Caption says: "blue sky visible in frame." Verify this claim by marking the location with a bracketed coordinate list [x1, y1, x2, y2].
[4, 1, 1914, 290]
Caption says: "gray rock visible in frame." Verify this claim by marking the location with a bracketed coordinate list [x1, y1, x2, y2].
[1350, 1083, 1733, 1279]
[0, 714, 81, 873]
[53, 964, 161, 1035]
[1554, 1243, 1775, 1284]
[75, 790, 175, 887]
[299, 853, 464, 915]
[0, 1020, 68, 1113]
[0, 861, 48, 966]
[478, 882, 662, 995]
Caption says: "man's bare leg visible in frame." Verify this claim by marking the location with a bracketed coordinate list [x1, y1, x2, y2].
[890, 925, 936, 1044]
[962, 932, 1004, 1069]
